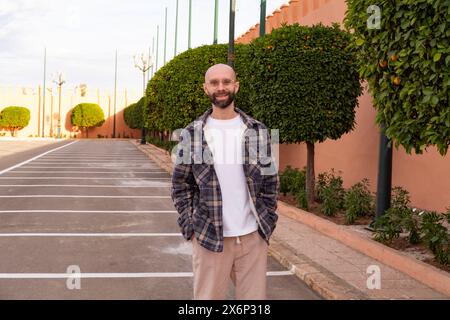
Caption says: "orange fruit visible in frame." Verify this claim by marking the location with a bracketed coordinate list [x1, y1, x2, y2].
[390, 55, 398, 62]
[392, 76, 401, 86]
[379, 60, 388, 68]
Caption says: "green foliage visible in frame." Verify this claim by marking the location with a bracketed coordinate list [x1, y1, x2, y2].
[146, 135, 178, 153]
[316, 169, 345, 216]
[71, 103, 105, 138]
[146, 44, 251, 132]
[246, 23, 362, 144]
[345, 0, 450, 155]
[124, 97, 146, 129]
[373, 187, 421, 244]
[420, 211, 449, 265]
[344, 178, 374, 224]
[279, 166, 308, 210]
[0, 106, 30, 136]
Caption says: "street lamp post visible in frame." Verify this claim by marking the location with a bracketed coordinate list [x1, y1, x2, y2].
[52, 72, 66, 139]
[133, 53, 153, 144]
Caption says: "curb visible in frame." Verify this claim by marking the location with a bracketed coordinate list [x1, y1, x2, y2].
[268, 238, 369, 300]
[131, 140, 450, 299]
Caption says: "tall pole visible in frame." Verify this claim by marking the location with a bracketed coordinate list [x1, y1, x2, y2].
[148, 46, 151, 82]
[49, 90, 53, 137]
[188, 0, 192, 49]
[113, 50, 117, 138]
[151, 37, 155, 76]
[42, 47, 47, 137]
[58, 83, 62, 139]
[260, 0, 266, 36]
[227, 0, 236, 68]
[38, 86, 41, 137]
[214, 0, 219, 44]
[372, 124, 393, 226]
[174, 0, 179, 56]
[156, 25, 159, 71]
[164, 7, 167, 65]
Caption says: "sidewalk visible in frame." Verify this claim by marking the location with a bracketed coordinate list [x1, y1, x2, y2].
[133, 140, 450, 300]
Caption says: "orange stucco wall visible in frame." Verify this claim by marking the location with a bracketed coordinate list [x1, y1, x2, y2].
[0, 86, 142, 139]
[236, 0, 450, 212]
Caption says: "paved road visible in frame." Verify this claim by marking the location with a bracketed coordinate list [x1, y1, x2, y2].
[0, 140, 321, 299]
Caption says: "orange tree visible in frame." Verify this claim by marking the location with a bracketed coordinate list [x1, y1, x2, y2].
[0, 106, 30, 137]
[246, 23, 362, 205]
[345, 0, 450, 155]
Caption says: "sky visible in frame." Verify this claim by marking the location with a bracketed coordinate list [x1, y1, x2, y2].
[0, 0, 288, 95]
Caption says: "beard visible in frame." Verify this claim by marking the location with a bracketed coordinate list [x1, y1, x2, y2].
[208, 90, 236, 109]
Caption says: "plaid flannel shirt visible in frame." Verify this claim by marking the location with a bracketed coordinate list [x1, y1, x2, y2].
[171, 107, 279, 252]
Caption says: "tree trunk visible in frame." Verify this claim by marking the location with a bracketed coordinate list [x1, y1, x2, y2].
[306, 141, 315, 205]
[85, 127, 89, 139]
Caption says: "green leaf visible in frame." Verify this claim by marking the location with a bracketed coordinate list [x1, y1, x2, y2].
[355, 38, 364, 46]
[433, 53, 442, 62]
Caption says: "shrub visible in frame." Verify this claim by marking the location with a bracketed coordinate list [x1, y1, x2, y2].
[0, 106, 30, 137]
[71, 103, 105, 138]
[316, 169, 345, 216]
[279, 166, 308, 210]
[124, 97, 146, 130]
[344, 178, 374, 224]
[146, 135, 178, 153]
[420, 211, 449, 265]
[373, 187, 420, 244]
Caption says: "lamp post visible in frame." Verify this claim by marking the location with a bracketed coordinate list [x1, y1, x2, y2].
[52, 72, 65, 139]
[133, 53, 152, 144]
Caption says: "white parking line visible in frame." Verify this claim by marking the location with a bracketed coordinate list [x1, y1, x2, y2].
[0, 233, 181, 237]
[0, 271, 294, 279]
[0, 210, 177, 213]
[0, 141, 79, 176]
[0, 185, 171, 188]
[7, 171, 167, 174]
[0, 177, 171, 180]
[0, 195, 171, 198]
[31, 161, 153, 163]
[23, 165, 161, 170]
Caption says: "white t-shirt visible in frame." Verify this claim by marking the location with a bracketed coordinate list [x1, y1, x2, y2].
[204, 114, 258, 237]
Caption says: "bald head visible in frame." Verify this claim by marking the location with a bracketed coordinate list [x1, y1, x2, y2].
[204, 64, 237, 82]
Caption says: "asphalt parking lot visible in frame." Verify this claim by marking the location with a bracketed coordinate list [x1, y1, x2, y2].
[0, 140, 321, 299]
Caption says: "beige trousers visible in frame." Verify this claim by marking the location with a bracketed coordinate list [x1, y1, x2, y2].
[192, 231, 268, 300]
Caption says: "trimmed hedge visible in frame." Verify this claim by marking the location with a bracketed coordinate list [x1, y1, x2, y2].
[145, 44, 252, 132]
[71, 103, 105, 138]
[0, 106, 30, 137]
[124, 97, 145, 130]
[345, 0, 450, 155]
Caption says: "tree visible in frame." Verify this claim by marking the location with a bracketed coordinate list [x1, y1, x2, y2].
[0, 106, 30, 137]
[145, 44, 252, 134]
[344, 0, 450, 155]
[246, 23, 363, 205]
[71, 103, 105, 138]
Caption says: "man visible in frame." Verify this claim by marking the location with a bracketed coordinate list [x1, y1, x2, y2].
[171, 64, 279, 300]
